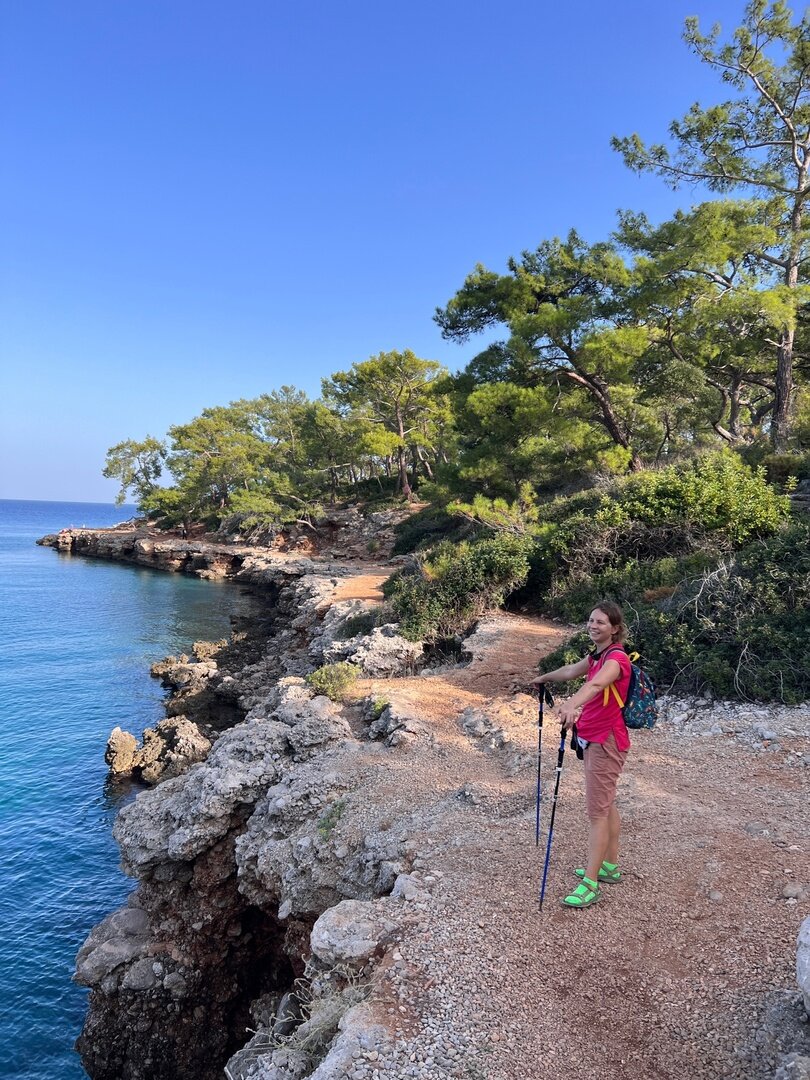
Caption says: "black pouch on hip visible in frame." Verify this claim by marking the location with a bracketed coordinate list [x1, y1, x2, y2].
[571, 723, 585, 760]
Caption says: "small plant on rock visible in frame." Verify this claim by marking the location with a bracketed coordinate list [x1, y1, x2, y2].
[316, 798, 346, 840]
[306, 662, 359, 701]
[369, 697, 390, 721]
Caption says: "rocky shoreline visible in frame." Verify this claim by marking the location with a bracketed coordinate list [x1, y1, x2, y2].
[38, 525, 810, 1080]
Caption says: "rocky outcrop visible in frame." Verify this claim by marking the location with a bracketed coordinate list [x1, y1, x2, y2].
[76, 644, 418, 1080]
[106, 717, 212, 784]
[39, 507, 409, 579]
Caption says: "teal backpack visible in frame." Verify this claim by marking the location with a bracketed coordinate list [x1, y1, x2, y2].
[602, 646, 658, 730]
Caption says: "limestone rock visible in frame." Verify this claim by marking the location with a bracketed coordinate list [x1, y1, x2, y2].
[75, 903, 151, 988]
[236, 774, 404, 916]
[368, 701, 428, 747]
[775, 1054, 810, 1080]
[798, 916, 810, 1016]
[105, 727, 138, 775]
[113, 720, 290, 871]
[310, 899, 400, 967]
[135, 716, 213, 784]
[323, 624, 423, 677]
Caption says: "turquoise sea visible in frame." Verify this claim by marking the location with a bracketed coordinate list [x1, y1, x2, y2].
[0, 500, 256, 1080]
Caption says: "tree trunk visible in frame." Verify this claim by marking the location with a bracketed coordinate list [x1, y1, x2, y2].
[772, 327, 795, 452]
[396, 406, 414, 500]
[773, 193, 803, 451]
[564, 369, 642, 470]
[397, 447, 413, 500]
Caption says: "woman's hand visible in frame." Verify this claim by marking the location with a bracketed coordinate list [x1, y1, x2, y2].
[557, 698, 581, 731]
[529, 674, 547, 689]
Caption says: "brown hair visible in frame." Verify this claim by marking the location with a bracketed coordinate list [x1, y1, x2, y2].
[592, 600, 627, 643]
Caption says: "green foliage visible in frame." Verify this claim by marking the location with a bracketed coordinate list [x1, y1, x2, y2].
[392, 504, 472, 554]
[306, 662, 359, 702]
[537, 450, 788, 583]
[103, 437, 166, 507]
[537, 631, 591, 684]
[370, 697, 390, 720]
[448, 482, 539, 535]
[636, 522, 810, 703]
[322, 349, 451, 499]
[613, 2, 810, 450]
[544, 552, 717, 622]
[316, 799, 346, 840]
[332, 609, 385, 641]
[758, 453, 809, 489]
[539, 522, 810, 704]
[384, 533, 533, 642]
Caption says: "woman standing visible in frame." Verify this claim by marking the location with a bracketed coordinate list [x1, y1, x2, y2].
[532, 601, 632, 908]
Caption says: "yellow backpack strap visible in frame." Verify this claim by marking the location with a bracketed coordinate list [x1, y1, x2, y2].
[602, 684, 625, 707]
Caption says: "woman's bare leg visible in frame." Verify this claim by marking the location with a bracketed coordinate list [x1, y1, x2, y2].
[605, 803, 620, 865]
[585, 816, 609, 883]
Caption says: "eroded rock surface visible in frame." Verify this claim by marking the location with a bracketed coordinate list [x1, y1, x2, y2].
[62, 533, 810, 1080]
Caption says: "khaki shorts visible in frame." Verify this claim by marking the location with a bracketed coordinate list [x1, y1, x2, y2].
[584, 731, 628, 819]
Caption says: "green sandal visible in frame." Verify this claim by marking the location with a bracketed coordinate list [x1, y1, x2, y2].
[574, 862, 622, 884]
[562, 878, 601, 908]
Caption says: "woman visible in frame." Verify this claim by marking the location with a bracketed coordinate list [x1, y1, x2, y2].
[532, 601, 632, 908]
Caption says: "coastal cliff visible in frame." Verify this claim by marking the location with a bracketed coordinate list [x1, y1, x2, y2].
[38, 527, 810, 1080]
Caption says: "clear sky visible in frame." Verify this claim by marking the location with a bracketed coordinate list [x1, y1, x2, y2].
[1, 0, 757, 501]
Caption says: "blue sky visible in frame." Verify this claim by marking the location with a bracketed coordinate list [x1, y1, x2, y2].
[1, 0, 756, 501]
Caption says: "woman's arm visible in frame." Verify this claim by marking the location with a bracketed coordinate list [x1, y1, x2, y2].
[557, 659, 622, 728]
[531, 657, 589, 687]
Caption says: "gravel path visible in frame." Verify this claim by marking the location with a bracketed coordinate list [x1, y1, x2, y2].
[345, 614, 810, 1080]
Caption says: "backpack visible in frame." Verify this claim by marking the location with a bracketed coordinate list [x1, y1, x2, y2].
[601, 646, 658, 730]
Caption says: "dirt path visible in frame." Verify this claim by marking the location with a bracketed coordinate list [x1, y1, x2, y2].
[348, 612, 810, 1080]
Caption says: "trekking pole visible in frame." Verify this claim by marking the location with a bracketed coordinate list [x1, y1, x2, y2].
[538, 720, 568, 911]
[535, 686, 554, 846]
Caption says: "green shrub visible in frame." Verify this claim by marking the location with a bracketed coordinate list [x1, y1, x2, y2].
[518, 450, 790, 605]
[544, 551, 717, 621]
[758, 452, 810, 490]
[306, 662, 359, 701]
[635, 522, 810, 702]
[384, 533, 533, 642]
[332, 609, 385, 641]
[316, 799, 346, 839]
[392, 504, 473, 554]
[370, 697, 389, 720]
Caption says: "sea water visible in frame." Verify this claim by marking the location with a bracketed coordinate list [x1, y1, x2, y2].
[0, 500, 257, 1079]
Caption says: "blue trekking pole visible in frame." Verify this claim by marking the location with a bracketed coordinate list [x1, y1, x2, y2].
[535, 686, 554, 845]
[538, 720, 568, 911]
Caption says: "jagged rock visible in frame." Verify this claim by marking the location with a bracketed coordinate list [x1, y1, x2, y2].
[236, 773, 404, 917]
[324, 624, 423, 676]
[75, 903, 151, 988]
[120, 956, 159, 991]
[798, 916, 810, 1016]
[305, 1003, 391, 1080]
[368, 701, 427, 747]
[775, 1054, 810, 1080]
[285, 714, 352, 757]
[135, 716, 213, 784]
[192, 639, 227, 661]
[310, 899, 400, 967]
[105, 727, 138, 775]
[391, 872, 428, 903]
[113, 720, 290, 871]
[308, 599, 376, 663]
[256, 677, 344, 727]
